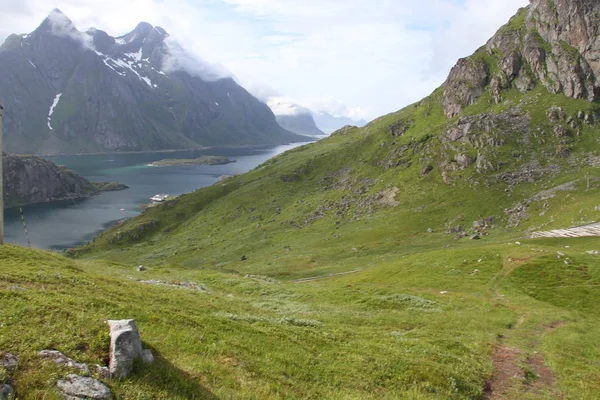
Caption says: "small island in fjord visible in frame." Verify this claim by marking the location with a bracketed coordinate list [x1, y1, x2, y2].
[149, 155, 236, 167]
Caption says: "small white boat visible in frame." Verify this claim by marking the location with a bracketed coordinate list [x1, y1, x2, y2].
[150, 194, 169, 202]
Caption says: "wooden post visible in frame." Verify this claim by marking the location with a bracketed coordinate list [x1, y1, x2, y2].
[0, 101, 3, 244]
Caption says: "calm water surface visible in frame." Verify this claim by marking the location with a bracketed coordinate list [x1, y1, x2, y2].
[5, 143, 310, 250]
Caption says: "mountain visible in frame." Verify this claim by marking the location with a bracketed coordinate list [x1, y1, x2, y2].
[267, 98, 325, 136]
[313, 111, 367, 134]
[3, 152, 127, 208]
[0, 10, 303, 155]
[4, 1, 600, 398]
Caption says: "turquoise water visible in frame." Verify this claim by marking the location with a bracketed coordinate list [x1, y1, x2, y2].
[4, 143, 309, 250]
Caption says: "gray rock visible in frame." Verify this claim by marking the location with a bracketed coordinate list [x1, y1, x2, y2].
[39, 350, 90, 374]
[56, 374, 112, 400]
[108, 320, 143, 378]
[141, 349, 154, 364]
[0, 353, 18, 372]
[0, 383, 14, 400]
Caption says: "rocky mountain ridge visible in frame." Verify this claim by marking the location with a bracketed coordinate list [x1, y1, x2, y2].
[442, 0, 600, 118]
[0, 10, 303, 155]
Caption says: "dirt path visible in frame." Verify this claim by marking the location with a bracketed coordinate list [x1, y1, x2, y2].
[485, 346, 522, 399]
[485, 259, 565, 399]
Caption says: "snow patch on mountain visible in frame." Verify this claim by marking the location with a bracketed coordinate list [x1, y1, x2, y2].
[124, 48, 143, 62]
[47, 93, 62, 130]
[91, 48, 156, 87]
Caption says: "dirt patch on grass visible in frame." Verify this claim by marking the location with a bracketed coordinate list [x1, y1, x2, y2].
[485, 346, 522, 399]
[486, 321, 567, 399]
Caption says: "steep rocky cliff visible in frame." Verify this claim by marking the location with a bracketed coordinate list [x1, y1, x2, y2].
[442, 0, 600, 117]
[0, 10, 303, 155]
[3, 153, 127, 208]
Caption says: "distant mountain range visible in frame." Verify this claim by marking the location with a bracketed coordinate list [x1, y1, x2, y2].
[0, 9, 303, 155]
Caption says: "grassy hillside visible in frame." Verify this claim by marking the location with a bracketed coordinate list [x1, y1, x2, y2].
[4, 1, 600, 398]
[3, 238, 600, 399]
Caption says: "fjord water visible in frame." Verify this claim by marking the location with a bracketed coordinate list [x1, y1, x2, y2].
[4, 143, 310, 250]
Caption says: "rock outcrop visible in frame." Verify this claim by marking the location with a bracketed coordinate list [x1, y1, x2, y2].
[3, 153, 128, 208]
[442, 58, 489, 118]
[441, 0, 600, 117]
[108, 320, 153, 378]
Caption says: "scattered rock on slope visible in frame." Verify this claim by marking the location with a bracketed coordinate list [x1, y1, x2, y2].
[39, 350, 91, 374]
[56, 374, 112, 400]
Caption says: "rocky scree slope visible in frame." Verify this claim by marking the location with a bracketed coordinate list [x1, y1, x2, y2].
[0, 10, 303, 155]
[3, 152, 126, 208]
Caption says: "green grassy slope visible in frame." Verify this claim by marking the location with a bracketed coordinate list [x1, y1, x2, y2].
[4, 2, 600, 398]
[3, 238, 600, 399]
[63, 81, 600, 398]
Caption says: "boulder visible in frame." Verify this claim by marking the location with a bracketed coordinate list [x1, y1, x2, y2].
[108, 320, 148, 378]
[39, 350, 90, 374]
[56, 375, 112, 400]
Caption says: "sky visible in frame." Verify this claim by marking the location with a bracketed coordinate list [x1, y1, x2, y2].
[0, 0, 529, 121]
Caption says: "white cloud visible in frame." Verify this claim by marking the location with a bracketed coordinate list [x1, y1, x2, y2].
[46, 8, 94, 48]
[0, 0, 530, 120]
[161, 37, 232, 82]
[267, 97, 311, 116]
